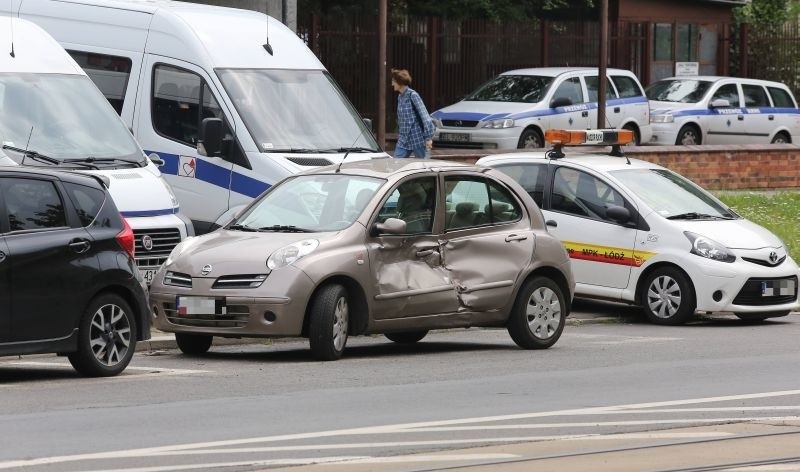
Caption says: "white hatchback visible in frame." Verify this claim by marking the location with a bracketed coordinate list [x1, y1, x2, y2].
[647, 76, 800, 145]
[479, 129, 800, 325]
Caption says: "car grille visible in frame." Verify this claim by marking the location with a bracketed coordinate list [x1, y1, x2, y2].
[134, 228, 182, 267]
[286, 157, 333, 167]
[732, 276, 798, 306]
[162, 302, 250, 328]
[212, 274, 268, 289]
[741, 256, 786, 267]
[442, 119, 479, 128]
[164, 271, 192, 288]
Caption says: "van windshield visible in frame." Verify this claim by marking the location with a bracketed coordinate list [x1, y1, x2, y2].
[0, 74, 143, 163]
[646, 79, 713, 103]
[465, 75, 553, 103]
[217, 69, 379, 153]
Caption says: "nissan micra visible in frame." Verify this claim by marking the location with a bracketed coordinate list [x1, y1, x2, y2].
[479, 129, 800, 325]
[149, 159, 574, 360]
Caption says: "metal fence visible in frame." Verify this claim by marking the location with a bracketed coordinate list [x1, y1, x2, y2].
[298, 14, 647, 131]
[733, 22, 800, 99]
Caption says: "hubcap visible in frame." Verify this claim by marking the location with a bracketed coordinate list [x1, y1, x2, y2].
[523, 134, 541, 149]
[647, 275, 682, 319]
[89, 304, 131, 366]
[526, 287, 561, 340]
[332, 296, 349, 351]
[680, 131, 698, 145]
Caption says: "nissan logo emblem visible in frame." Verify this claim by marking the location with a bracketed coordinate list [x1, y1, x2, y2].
[201, 264, 213, 276]
[769, 251, 779, 264]
[141, 235, 154, 252]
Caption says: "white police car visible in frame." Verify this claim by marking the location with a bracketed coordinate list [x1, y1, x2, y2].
[432, 68, 652, 150]
[478, 129, 800, 325]
[647, 76, 800, 145]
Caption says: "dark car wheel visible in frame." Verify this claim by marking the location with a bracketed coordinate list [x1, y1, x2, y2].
[676, 125, 701, 145]
[771, 132, 790, 144]
[175, 333, 213, 355]
[385, 331, 428, 344]
[641, 267, 696, 325]
[507, 276, 566, 349]
[309, 284, 349, 361]
[517, 128, 543, 149]
[68, 293, 136, 377]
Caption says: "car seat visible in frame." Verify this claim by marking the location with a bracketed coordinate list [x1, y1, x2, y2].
[447, 202, 478, 229]
[397, 183, 431, 233]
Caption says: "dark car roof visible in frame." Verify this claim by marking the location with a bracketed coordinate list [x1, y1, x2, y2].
[0, 166, 108, 189]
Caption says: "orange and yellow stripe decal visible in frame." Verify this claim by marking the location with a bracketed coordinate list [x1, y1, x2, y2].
[561, 241, 656, 267]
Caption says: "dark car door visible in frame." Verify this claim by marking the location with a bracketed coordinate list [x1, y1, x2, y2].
[0, 236, 9, 342]
[0, 176, 100, 342]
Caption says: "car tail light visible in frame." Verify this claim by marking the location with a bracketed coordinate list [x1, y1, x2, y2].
[117, 215, 135, 259]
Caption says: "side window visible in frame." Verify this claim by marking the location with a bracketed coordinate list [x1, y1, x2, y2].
[711, 84, 740, 107]
[551, 167, 625, 223]
[552, 77, 584, 105]
[68, 50, 132, 115]
[63, 182, 106, 227]
[494, 164, 546, 207]
[487, 180, 522, 223]
[768, 87, 796, 108]
[376, 177, 436, 235]
[585, 76, 617, 102]
[611, 75, 644, 98]
[444, 177, 491, 230]
[1, 178, 67, 232]
[742, 84, 770, 108]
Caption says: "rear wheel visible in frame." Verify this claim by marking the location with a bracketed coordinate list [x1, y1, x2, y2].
[676, 125, 701, 145]
[175, 333, 213, 355]
[771, 132, 791, 144]
[641, 267, 696, 325]
[507, 276, 566, 349]
[68, 293, 136, 377]
[309, 284, 349, 361]
[385, 331, 428, 344]
[517, 128, 543, 149]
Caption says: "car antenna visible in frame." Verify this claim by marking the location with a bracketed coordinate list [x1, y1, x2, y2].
[335, 128, 368, 173]
[262, 11, 274, 56]
[8, 0, 15, 58]
[20, 126, 33, 165]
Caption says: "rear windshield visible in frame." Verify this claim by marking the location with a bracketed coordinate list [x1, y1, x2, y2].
[465, 75, 553, 103]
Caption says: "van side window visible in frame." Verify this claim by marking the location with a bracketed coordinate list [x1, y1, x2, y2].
[553, 77, 584, 105]
[67, 50, 132, 115]
[611, 75, 644, 98]
[493, 164, 546, 207]
[585, 76, 617, 102]
[742, 84, 770, 108]
[768, 87, 796, 108]
[1, 178, 67, 232]
[552, 168, 625, 223]
[711, 84, 740, 107]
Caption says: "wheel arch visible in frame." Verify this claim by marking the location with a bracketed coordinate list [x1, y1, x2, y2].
[676, 121, 703, 145]
[514, 266, 573, 315]
[633, 261, 696, 306]
[770, 128, 792, 143]
[517, 125, 545, 149]
[302, 275, 370, 337]
[83, 285, 149, 341]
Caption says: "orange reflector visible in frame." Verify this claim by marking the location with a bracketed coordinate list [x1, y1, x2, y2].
[545, 129, 634, 146]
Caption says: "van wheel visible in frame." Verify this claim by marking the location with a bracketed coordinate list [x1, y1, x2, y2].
[175, 334, 213, 355]
[623, 124, 640, 145]
[771, 132, 791, 144]
[641, 267, 696, 325]
[385, 331, 428, 344]
[68, 294, 136, 377]
[676, 125, 701, 145]
[309, 284, 349, 361]
[507, 276, 566, 349]
[517, 128, 543, 149]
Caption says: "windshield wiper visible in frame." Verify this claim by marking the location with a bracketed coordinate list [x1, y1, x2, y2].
[258, 225, 314, 233]
[267, 148, 321, 153]
[228, 224, 258, 232]
[319, 147, 379, 153]
[268, 147, 379, 154]
[1, 145, 59, 165]
[61, 157, 141, 168]
[667, 212, 733, 220]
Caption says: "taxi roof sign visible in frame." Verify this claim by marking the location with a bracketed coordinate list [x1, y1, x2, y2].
[545, 129, 634, 146]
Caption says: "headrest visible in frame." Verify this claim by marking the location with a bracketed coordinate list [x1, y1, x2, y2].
[486, 202, 510, 214]
[455, 202, 477, 215]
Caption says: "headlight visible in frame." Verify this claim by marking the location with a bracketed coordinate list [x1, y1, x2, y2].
[684, 232, 736, 263]
[432, 118, 443, 128]
[482, 118, 515, 129]
[650, 114, 674, 123]
[165, 236, 198, 267]
[267, 239, 319, 269]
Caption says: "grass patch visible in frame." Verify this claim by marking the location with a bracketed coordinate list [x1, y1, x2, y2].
[714, 190, 800, 261]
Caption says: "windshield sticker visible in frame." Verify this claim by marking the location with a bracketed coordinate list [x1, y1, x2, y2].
[178, 156, 196, 178]
[262, 143, 274, 150]
[561, 241, 656, 267]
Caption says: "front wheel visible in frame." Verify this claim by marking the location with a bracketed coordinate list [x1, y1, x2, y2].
[175, 333, 213, 355]
[507, 276, 566, 349]
[641, 267, 696, 325]
[385, 331, 428, 344]
[517, 128, 543, 149]
[309, 284, 349, 361]
[68, 293, 137, 377]
[676, 125, 701, 145]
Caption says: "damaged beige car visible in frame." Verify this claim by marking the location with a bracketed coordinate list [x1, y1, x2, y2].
[149, 159, 575, 360]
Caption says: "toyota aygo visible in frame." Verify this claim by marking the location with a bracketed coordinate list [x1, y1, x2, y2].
[149, 159, 574, 360]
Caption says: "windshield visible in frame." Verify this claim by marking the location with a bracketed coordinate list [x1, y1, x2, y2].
[466, 75, 553, 103]
[235, 174, 385, 232]
[217, 69, 379, 152]
[611, 169, 736, 219]
[646, 79, 713, 103]
[0, 74, 142, 162]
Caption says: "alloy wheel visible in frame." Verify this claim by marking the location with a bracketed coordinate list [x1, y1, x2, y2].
[89, 303, 132, 367]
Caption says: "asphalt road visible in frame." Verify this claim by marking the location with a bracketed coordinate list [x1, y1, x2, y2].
[1, 307, 799, 471]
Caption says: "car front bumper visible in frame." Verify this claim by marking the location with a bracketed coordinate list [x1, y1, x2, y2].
[433, 126, 520, 150]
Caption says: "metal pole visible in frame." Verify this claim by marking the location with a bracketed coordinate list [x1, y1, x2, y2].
[378, 0, 387, 149]
[598, 0, 608, 129]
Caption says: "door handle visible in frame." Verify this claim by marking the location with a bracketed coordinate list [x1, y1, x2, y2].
[769, 115, 775, 120]
[545, 220, 558, 228]
[416, 249, 437, 257]
[68, 239, 91, 254]
[505, 234, 528, 242]
[738, 115, 745, 121]
[614, 107, 621, 113]
[581, 111, 589, 117]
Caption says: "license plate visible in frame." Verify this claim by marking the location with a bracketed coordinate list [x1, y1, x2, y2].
[439, 132, 470, 143]
[139, 267, 159, 286]
[761, 279, 795, 296]
[176, 296, 227, 316]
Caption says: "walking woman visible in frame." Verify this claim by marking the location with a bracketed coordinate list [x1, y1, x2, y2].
[391, 68, 434, 158]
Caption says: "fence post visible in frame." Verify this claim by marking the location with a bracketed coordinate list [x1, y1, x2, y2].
[311, 13, 320, 56]
[429, 17, 439, 112]
[540, 19, 549, 67]
[739, 22, 748, 78]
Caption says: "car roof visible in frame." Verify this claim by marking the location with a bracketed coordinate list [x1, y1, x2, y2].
[500, 67, 635, 78]
[0, 166, 108, 188]
[303, 158, 479, 179]
[653, 76, 791, 88]
[478, 149, 667, 174]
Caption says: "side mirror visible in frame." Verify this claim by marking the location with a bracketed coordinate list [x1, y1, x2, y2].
[549, 96, 573, 108]
[198, 118, 224, 157]
[372, 217, 406, 236]
[148, 155, 165, 167]
[363, 117, 373, 132]
[709, 99, 731, 109]
[606, 205, 632, 224]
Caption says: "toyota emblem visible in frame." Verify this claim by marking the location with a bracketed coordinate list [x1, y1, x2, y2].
[769, 251, 779, 264]
[141, 235, 154, 252]
[201, 264, 213, 276]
